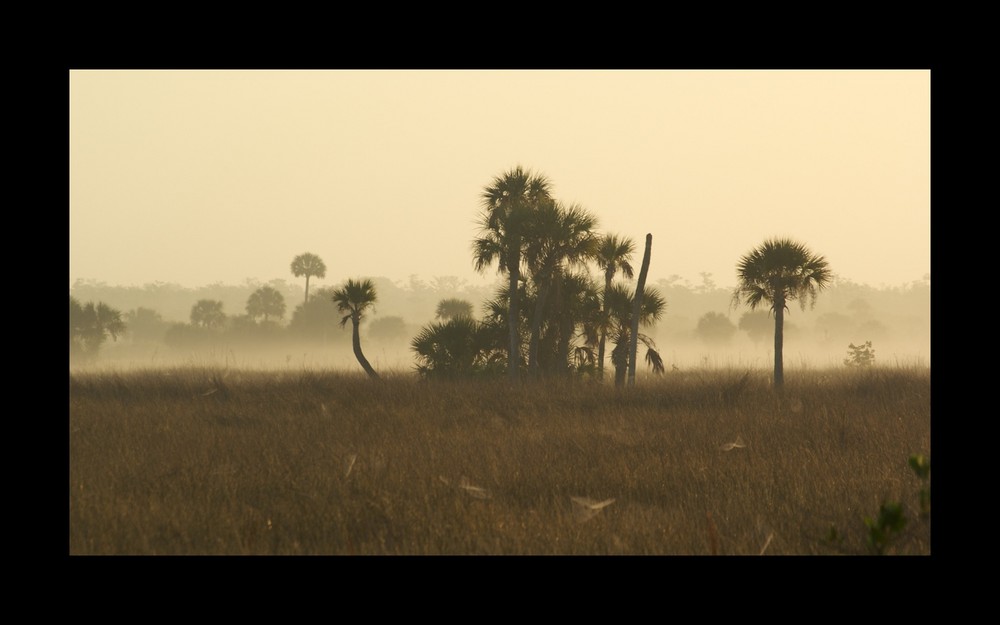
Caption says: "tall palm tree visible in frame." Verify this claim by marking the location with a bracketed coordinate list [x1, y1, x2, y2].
[472, 166, 553, 382]
[594, 234, 636, 379]
[332, 278, 380, 379]
[732, 237, 831, 389]
[523, 201, 599, 377]
[246, 285, 286, 323]
[291, 252, 327, 304]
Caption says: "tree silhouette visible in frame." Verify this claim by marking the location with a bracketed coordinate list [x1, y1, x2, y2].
[523, 201, 599, 377]
[332, 278, 380, 379]
[435, 298, 474, 321]
[291, 252, 327, 304]
[70, 296, 126, 361]
[411, 316, 503, 378]
[604, 283, 665, 386]
[124, 307, 169, 343]
[732, 238, 831, 389]
[368, 316, 408, 342]
[738, 310, 772, 345]
[472, 165, 553, 382]
[695, 312, 738, 345]
[594, 233, 635, 379]
[543, 270, 602, 377]
[246, 285, 286, 323]
[190, 299, 226, 329]
[288, 286, 342, 342]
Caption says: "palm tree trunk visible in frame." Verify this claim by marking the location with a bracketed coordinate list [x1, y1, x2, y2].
[773, 293, 785, 390]
[597, 273, 612, 379]
[557, 306, 573, 377]
[627, 234, 652, 386]
[507, 242, 522, 383]
[528, 272, 554, 378]
[352, 317, 380, 379]
[614, 359, 627, 386]
[305, 275, 311, 304]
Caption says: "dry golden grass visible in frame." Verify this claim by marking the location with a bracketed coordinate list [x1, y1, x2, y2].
[69, 366, 930, 555]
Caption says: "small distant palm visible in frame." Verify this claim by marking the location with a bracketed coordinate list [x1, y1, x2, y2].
[291, 253, 327, 304]
[331, 278, 380, 379]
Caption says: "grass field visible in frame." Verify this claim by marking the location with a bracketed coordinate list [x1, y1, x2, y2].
[68, 366, 931, 555]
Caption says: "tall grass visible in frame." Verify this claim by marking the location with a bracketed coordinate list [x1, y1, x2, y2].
[69, 366, 930, 555]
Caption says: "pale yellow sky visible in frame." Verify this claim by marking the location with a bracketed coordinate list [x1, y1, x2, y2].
[69, 69, 930, 290]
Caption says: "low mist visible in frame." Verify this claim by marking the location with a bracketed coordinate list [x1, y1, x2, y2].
[70, 273, 930, 373]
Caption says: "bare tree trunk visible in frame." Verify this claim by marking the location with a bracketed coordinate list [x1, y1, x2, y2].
[627, 234, 652, 386]
[352, 317, 380, 379]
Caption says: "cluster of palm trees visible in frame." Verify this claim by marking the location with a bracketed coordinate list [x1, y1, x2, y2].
[410, 166, 666, 384]
[406, 167, 832, 390]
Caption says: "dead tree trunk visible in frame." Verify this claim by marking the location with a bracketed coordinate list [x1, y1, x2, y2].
[627, 233, 652, 386]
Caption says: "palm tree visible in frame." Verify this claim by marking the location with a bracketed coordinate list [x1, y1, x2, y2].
[473, 166, 553, 382]
[246, 285, 287, 323]
[544, 269, 602, 377]
[435, 298, 475, 321]
[411, 316, 504, 378]
[332, 278, 380, 379]
[190, 299, 226, 329]
[291, 252, 327, 304]
[594, 234, 635, 379]
[523, 201, 599, 377]
[477, 283, 531, 373]
[605, 283, 666, 386]
[732, 238, 831, 389]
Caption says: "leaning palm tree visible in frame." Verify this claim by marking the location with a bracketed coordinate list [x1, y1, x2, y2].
[331, 278, 380, 379]
[291, 252, 327, 304]
[594, 233, 635, 379]
[732, 237, 831, 389]
[473, 166, 553, 382]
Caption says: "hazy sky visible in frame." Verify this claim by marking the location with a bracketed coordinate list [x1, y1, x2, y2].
[69, 70, 930, 291]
